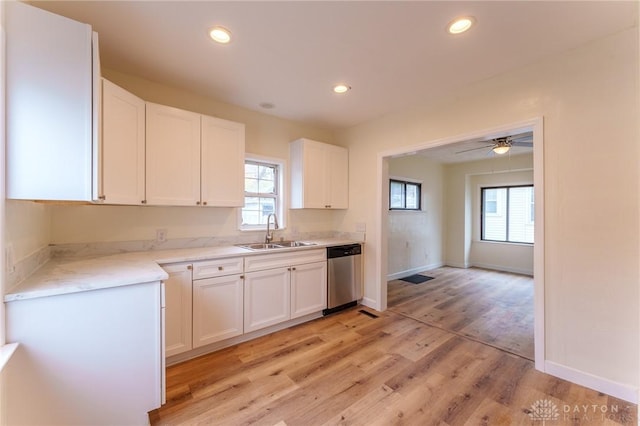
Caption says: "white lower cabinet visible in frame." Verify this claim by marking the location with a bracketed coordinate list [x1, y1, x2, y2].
[244, 267, 291, 333]
[244, 249, 328, 333]
[164, 250, 327, 358]
[163, 263, 193, 357]
[193, 274, 244, 347]
[290, 261, 327, 319]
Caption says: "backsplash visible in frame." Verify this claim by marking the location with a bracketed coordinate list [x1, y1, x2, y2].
[6, 245, 51, 292]
[50, 231, 365, 260]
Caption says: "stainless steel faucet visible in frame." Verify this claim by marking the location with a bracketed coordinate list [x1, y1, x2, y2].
[265, 213, 279, 243]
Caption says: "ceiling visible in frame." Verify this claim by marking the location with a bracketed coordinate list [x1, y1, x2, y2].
[30, 1, 637, 131]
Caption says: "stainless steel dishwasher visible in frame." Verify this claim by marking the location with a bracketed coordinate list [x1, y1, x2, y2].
[323, 243, 362, 315]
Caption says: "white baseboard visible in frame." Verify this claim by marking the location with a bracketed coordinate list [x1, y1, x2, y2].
[387, 262, 444, 281]
[444, 261, 469, 269]
[469, 261, 533, 276]
[545, 360, 638, 404]
[360, 297, 380, 311]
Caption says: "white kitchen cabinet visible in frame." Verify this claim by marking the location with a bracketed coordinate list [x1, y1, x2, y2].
[290, 261, 328, 319]
[290, 138, 349, 209]
[244, 267, 291, 333]
[99, 79, 146, 204]
[5, 282, 164, 425]
[244, 248, 327, 332]
[146, 102, 201, 206]
[6, 2, 99, 201]
[193, 274, 244, 347]
[201, 115, 245, 207]
[163, 263, 193, 357]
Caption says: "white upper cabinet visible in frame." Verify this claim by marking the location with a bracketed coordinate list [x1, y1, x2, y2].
[146, 103, 201, 206]
[99, 79, 146, 205]
[6, 2, 99, 201]
[201, 116, 245, 207]
[290, 138, 349, 209]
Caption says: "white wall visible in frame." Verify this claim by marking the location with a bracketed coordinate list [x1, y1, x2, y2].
[387, 155, 444, 278]
[47, 69, 340, 246]
[443, 154, 534, 275]
[337, 28, 639, 396]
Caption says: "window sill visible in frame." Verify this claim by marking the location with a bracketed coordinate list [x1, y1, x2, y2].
[474, 239, 534, 247]
[0, 342, 19, 374]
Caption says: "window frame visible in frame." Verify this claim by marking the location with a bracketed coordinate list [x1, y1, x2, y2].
[389, 178, 422, 211]
[238, 155, 285, 231]
[480, 184, 534, 244]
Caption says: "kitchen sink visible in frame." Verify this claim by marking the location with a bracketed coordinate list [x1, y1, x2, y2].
[237, 241, 317, 250]
[276, 241, 316, 248]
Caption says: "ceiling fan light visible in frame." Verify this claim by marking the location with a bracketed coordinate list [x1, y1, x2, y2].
[493, 145, 510, 155]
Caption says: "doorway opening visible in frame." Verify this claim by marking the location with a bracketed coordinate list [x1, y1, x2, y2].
[374, 117, 544, 369]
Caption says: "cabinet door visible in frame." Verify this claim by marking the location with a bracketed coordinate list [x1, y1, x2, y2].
[201, 116, 245, 207]
[244, 267, 290, 332]
[193, 275, 244, 347]
[163, 263, 193, 357]
[326, 145, 349, 209]
[302, 141, 328, 208]
[100, 79, 145, 205]
[291, 261, 328, 319]
[6, 2, 95, 201]
[146, 103, 201, 206]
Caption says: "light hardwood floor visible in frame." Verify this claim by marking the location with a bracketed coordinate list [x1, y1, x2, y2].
[150, 279, 636, 425]
[388, 266, 534, 360]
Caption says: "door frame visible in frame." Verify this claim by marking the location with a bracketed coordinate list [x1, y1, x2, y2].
[374, 117, 545, 370]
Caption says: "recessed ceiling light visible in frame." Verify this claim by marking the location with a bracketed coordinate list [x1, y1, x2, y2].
[209, 26, 231, 44]
[447, 16, 475, 34]
[333, 84, 351, 94]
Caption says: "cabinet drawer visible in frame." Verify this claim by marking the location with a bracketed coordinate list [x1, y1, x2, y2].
[244, 248, 326, 272]
[192, 257, 243, 279]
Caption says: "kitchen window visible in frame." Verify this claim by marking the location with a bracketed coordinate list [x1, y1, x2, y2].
[481, 185, 534, 244]
[389, 179, 421, 210]
[240, 158, 283, 230]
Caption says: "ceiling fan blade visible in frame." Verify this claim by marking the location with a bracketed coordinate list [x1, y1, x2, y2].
[455, 144, 493, 154]
[511, 141, 533, 147]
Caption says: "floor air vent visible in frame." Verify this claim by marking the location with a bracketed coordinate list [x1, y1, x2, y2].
[359, 309, 379, 319]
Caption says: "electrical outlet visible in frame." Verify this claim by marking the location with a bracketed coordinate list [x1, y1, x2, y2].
[156, 229, 167, 243]
[6, 243, 15, 273]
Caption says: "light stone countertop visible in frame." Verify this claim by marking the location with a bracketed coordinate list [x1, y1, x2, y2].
[4, 238, 360, 303]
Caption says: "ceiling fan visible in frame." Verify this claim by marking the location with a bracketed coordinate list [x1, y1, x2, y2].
[455, 132, 533, 155]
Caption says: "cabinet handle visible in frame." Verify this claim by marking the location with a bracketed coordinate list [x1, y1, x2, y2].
[98, 195, 106, 201]
[325, 205, 331, 208]
[141, 200, 147, 204]
[187, 265, 193, 270]
[292, 267, 296, 271]
[218, 266, 223, 271]
[196, 201, 201, 205]
[203, 201, 207, 206]
[240, 275, 244, 279]
[287, 267, 291, 271]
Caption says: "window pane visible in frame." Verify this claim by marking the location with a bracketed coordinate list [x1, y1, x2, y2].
[508, 187, 534, 243]
[390, 181, 405, 209]
[406, 183, 419, 209]
[258, 179, 275, 194]
[245, 177, 258, 193]
[258, 165, 275, 181]
[483, 188, 507, 241]
[245, 163, 258, 179]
